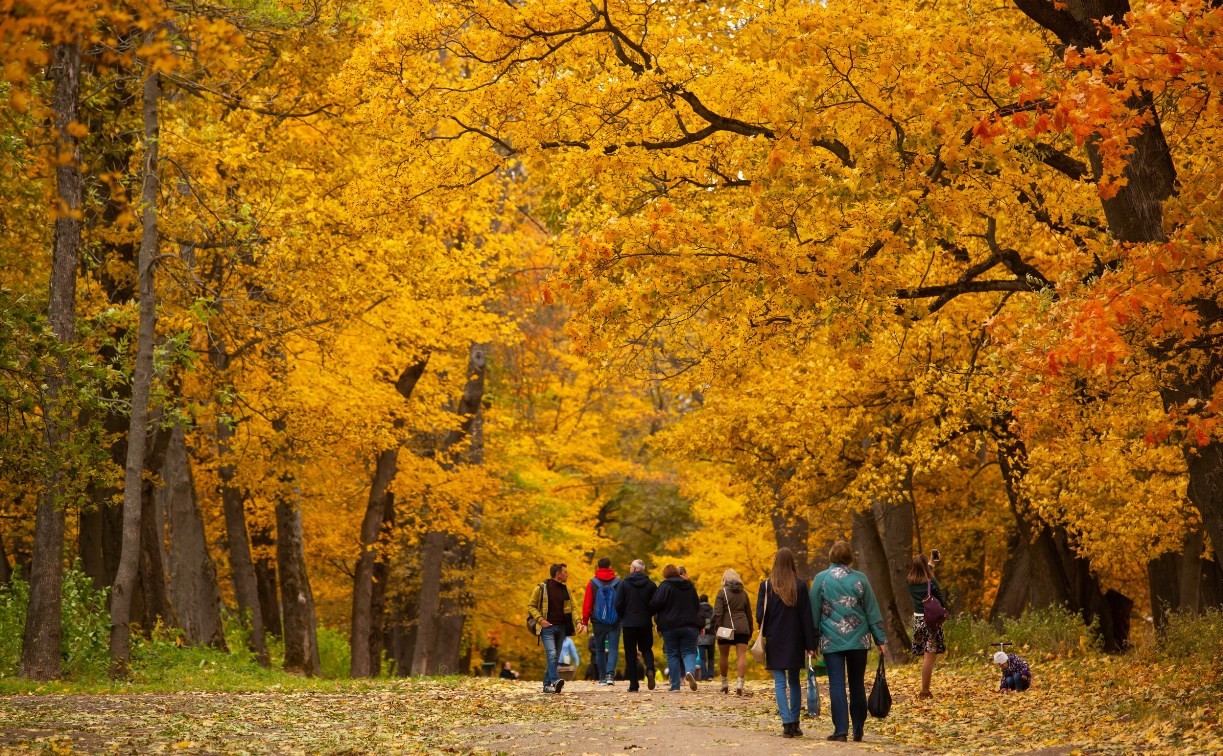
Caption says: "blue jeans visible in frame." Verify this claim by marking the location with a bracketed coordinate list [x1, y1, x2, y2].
[824, 650, 868, 738]
[540, 626, 566, 688]
[1003, 674, 1030, 691]
[772, 667, 802, 724]
[660, 627, 698, 690]
[592, 622, 621, 680]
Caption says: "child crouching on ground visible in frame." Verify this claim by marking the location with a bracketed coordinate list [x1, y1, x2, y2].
[993, 651, 1031, 692]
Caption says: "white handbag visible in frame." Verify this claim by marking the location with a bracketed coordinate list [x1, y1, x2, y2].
[715, 587, 736, 640]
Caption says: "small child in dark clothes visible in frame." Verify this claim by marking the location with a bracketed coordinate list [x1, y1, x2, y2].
[993, 651, 1031, 692]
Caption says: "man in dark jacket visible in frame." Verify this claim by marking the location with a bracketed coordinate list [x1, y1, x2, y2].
[696, 594, 715, 680]
[650, 564, 702, 691]
[614, 559, 657, 691]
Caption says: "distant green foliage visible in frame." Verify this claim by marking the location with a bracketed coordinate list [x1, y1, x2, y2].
[317, 626, 351, 678]
[941, 605, 1099, 662]
[1, 564, 355, 686]
[1156, 608, 1223, 660]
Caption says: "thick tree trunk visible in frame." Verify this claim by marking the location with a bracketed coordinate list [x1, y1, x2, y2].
[352, 357, 429, 677]
[1149, 530, 1223, 630]
[410, 530, 447, 675]
[367, 496, 395, 676]
[216, 417, 269, 665]
[276, 486, 320, 676]
[851, 510, 910, 660]
[158, 425, 227, 649]
[872, 494, 915, 633]
[352, 448, 398, 678]
[252, 524, 281, 639]
[413, 344, 487, 676]
[108, 63, 162, 677]
[1014, 0, 1223, 596]
[770, 513, 810, 581]
[23, 41, 84, 681]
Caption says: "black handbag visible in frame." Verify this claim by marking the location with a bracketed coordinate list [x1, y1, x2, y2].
[867, 656, 891, 718]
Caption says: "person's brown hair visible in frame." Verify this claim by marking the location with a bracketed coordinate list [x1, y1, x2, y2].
[769, 548, 799, 607]
[662, 564, 679, 579]
[907, 554, 933, 585]
[828, 541, 853, 566]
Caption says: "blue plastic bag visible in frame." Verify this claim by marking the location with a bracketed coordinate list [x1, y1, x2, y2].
[805, 658, 821, 718]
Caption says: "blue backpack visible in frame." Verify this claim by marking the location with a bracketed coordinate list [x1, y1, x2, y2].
[592, 577, 620, 625]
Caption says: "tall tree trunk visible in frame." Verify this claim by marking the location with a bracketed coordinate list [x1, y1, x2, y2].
[216, 416, 269, 665]
[413, 343, 487, 676]
[851, 509, 910, 660]
[80, 404, 126, 590]
[367, 496, 395, 676]
[1014, 0, 1223, 590]
[108, 62, 161, 677]
[276, 481, 320, 676]
[410, 530, 447, 676]
[158, 424, 227, 649]
[352, 357, 429, 678]
[137, 429, 175, 631]
[770, 513, 810, 581]
[23, 41, 84, 681]
[1149, 529, 1223, 630]
[872, 491, 915, 635]
[252, 524, 281, 638]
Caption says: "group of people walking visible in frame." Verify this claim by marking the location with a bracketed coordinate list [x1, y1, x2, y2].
[526, 542, 966, 742]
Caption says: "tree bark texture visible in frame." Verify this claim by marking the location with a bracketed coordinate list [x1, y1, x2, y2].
[276, 486, 321, 676]
[157, 425, 227, 649]
[851, 509, 911, 660]
[1148, 530, 1223, 630]
[0, 534, 11, 584]
[412, 344, 487, 676]
[216, 417, 269, 665]
[80, 406, 126, 590]
[252, 524, 282, 639]
[367, 495, 395, 677]
[23, 41, 84, 681]
[352, 357, 429, 677]
[108, 63, 162, 677]
[770, 513, 811, 581]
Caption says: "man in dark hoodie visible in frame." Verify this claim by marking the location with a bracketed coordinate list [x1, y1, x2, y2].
[582, 557, 622, 685]
[615, 559, 657, 692]
[650, 563, 702, 691]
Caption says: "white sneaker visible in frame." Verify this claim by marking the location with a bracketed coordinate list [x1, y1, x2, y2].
[685, 672, 698, 691]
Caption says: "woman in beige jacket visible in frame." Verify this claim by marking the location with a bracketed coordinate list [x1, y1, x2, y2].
[712, 568, 754, 694]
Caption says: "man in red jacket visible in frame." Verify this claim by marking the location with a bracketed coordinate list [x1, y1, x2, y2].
[582, 558, 622, 685]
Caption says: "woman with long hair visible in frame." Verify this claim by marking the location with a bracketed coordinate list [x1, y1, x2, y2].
[809, 541, 888, 742]
[908, 554, 946, 699]
[712, 568, 753, 695]
[756, 548, 817, 738]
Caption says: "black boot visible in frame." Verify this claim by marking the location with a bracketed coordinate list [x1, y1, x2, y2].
[782, 722, 795, 738]
[793, 722, 804, 738]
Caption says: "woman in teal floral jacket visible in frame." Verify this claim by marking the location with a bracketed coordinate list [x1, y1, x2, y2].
[809, 541, 888, 743]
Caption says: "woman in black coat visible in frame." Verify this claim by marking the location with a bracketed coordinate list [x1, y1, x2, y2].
[756, 548, 817, 738]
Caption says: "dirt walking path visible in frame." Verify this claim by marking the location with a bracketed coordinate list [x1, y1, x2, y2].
[0, 678, 899, 754]
[461, 679, 898, 755]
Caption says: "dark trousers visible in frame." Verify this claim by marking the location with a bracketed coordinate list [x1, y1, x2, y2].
[824, 649, 868, 738]
[622, 626, 656, 691]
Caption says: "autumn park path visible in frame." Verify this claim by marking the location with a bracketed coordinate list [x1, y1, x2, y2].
[0, 678, 895, 754]
[459, 679, 890, 755]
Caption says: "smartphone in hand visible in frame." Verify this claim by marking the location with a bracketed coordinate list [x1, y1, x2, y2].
[931, 548, 941, 563]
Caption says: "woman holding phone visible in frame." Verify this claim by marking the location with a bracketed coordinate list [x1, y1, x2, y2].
[908, 553, 947, 699]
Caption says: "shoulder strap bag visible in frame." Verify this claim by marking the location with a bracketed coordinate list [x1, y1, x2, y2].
[922, 580, 948, 629]
[750, 580, 768, 663]
[715, 587, 736, 640]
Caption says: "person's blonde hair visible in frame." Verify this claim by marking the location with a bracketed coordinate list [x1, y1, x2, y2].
[907, 554, 933, 585]
[829, 540, 854, 566]
[769, 548, 799, 607]
[722, 568, 742, 586]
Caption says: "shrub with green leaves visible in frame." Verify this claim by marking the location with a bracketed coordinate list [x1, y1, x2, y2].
[1156, 607, 1223, 660]
[940, 605, 1099, 662]
[0, 563, 111, 679]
